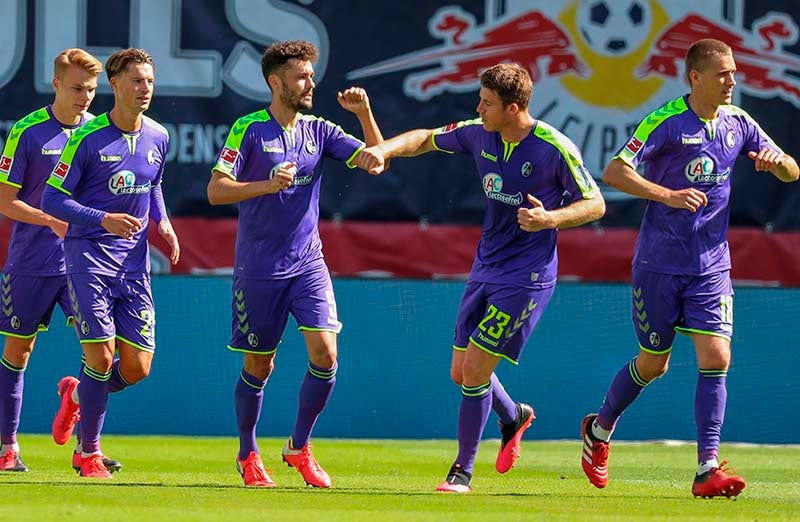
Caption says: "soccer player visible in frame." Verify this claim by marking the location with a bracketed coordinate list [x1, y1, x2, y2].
[362, 62, 606, 493]
[580, 39, 799, 498]
[41, 48, 180, 479]
[207, 40, 383, 488]
[0, 48, 105, 473]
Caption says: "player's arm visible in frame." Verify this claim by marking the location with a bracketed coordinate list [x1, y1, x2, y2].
[747, 150, 799, 182]
[359, 128, 437, 175]
[0, 183, 68, 238]
[602, 158, 708, 212]
[149, 184, 180, 265]
[207, 168, 292, 205]
[337, 87, 384, 147]
[522, 192, 606, 232]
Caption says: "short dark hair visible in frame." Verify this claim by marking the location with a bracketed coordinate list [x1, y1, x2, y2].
[105, 48, 154, 81]
[479, 63, 532, 109]
[685, 38, 732, 85]
[261, 40, 319, 88]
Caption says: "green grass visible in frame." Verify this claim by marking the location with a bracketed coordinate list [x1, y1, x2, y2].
[2, 436, 798, 521]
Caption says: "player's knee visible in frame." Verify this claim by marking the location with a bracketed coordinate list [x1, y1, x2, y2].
[639, 360, 669, 381]
[450, 368, 463, 385]
[311, 352, 336, 369]
[122, 363, 150, 384]
[243, 354, 275, 379]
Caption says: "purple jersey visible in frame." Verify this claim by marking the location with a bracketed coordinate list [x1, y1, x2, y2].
[432, 119, 599, 288]
[44, 113, 169, 277]
[615, 95, 781, 275]
[0, 106, 91, 275]
[212, 109, 364, 279]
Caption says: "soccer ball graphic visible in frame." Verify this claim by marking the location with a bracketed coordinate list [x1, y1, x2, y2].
[577, 0, 652, 56]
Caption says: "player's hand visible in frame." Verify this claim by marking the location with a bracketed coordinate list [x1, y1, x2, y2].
[356, 147, 385, 175]
[337, 87, 370, 115]
[158, 219, 180, 265]
[101, 212, 142, 239]
[517, 194, 554, 232]
[48, 218, 68, 239]
[748, 149, 783, 173]
[266, 162, 296, 194]
[663, 188, 708, 212]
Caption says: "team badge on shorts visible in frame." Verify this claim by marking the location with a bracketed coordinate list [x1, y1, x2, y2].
[80, 321, 90, 336]
[10, 316, 20, 330]
[247, 332, 259, 348]
[521, 161, 532, 177]
[649, 332, 661, 347]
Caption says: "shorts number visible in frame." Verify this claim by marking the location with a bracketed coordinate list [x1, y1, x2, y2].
[325, 289, 338, 325]
[720, 295, 733, 325]
[478, 304, 511, 340]
[139, 309, 155, 338]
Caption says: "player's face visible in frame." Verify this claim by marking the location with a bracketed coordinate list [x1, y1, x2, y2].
[476, 87, 510, 132]
[52, 64, 98, 118]
[692, 52, 737, 107]
[275, 59, 315, 112]
[111, 62, 155, 114]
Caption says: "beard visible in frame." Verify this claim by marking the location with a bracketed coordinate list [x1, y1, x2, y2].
[281, 89, 313, 112]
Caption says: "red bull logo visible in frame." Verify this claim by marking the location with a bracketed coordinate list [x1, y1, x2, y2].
[348, 1, 800, 200]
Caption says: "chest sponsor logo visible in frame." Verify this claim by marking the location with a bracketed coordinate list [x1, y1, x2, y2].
[52, 161, 69, 180]
[685, 156, 730, 184]
[482, 173, 523, 206]
[108, 170, 152, 195]
[681, 135, 703, 145]
[305, 140, 317, 154]
[41, 148, 62, 156]
[100, 154, 122, 162]
[0, 156, 12, 172]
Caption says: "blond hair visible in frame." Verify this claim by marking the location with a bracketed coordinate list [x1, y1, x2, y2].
[54, 48, 102, 78]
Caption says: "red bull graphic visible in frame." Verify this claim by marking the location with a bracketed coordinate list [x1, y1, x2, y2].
[348, 1, 800, 201]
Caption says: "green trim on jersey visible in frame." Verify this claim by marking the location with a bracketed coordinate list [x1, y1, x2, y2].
[501, 140, 520, 162]
[533, 121, 598, 198]
[719, 104, 783, 153]
[614, 96, 689, 167]
[0, 107, 51, 187]
[213, 109, 271, 178]
[46, 113, 112, 196]
[431, 118, 482, 153]
[299, 114, 364, 169]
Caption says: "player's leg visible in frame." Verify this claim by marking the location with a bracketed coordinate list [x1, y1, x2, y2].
[0, 336, 35, 472]
[0, 274, 62, 471]
[452, 282, 517, 426]
[582, 270, 680, 488]
[282, 266, 339, 488]
[437, 343, 500, 493]
[680, 271, 744, 498]
[229, 275, 286, 487]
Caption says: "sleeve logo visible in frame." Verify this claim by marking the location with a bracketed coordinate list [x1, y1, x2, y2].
[52, 161, 69, 180]
[0, 156, 11, 172]
[443, 122, 458, 132]
[220, 147, 238, 164]
[624, 137, 643, 155]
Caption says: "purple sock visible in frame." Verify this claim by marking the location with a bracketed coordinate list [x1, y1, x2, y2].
[291, 362, 337, 449]
[454, 381, 493, 475]
[597, 358, 650, 431]
[0, 357, 24, 446]
[235, 370, 266, 460]
[490, 373, 516, 424]
[696, 369, 727, 463]
[107, 360, 130, 393]
[78, 364, 110, 454]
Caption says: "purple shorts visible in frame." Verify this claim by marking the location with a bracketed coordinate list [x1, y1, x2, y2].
[454, 280, 555, 364]
[631, 268, 734, 354]
[67, 273, 156, 352]
[0, 273, 72, 338]
[229, 265, 341, 354]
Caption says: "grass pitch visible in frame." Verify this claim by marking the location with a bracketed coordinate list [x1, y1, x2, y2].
[1, 435, 798, 521]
